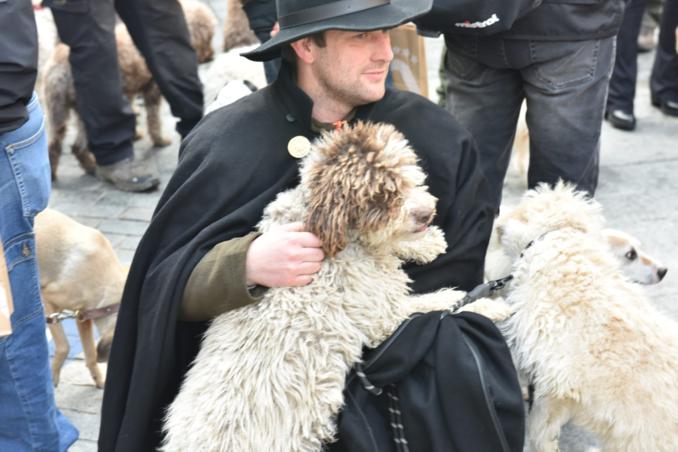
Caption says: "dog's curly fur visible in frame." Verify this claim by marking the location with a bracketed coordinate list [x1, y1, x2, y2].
[180, 0, 218, 64]
[43, 0, 215, 180]
[222, 0, 259, 52]
[35, 7, 59, 95]
[161, 122, 469, 451]
[496, 185, 678, 451]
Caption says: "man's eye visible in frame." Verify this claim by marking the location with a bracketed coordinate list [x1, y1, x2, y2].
[625, 248, 638, 261]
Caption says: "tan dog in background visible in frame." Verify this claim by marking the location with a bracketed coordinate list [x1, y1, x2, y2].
[35, 209, 128, 388]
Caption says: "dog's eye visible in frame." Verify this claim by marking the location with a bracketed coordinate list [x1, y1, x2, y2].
[625, 248, 638, 261]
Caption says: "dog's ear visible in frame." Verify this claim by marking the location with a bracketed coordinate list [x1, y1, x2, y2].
[302, 122, 416, 257]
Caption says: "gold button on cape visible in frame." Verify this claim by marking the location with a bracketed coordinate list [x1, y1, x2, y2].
[287, 135, 311, 159]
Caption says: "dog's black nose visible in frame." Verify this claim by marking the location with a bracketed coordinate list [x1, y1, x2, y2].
[657, 267, 668, 281]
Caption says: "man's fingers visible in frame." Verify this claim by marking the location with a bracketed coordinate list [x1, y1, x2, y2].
[278, 223, 323, 249]
[298, 247, 324, 263]
[290, 275, 313, 287]
[297, 261, 322, 276]
[296, 235, 325, 253]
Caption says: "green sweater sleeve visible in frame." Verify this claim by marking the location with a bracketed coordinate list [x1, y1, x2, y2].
[180, 232, 266, 321]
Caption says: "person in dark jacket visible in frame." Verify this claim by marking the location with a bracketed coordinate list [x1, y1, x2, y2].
[441, 0, 625, 209]
[43, 0, 204, 192]
[243, 0, 281, 83]
[98, 0, 497, 450]
[0, 0, 79, 449]
[606, 0, 678, 130]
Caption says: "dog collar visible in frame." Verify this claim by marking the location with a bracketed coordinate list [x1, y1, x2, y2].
[520, 229, 559, 258]
[46, 303, 120, 324]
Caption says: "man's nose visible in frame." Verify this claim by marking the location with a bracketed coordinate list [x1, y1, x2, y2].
[374, 31, 394, 63]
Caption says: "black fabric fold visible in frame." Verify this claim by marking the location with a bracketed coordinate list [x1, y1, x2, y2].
[331, 312, 524, 452]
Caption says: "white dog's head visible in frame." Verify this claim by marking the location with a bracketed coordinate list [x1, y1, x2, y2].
[295, 121, 446, 263]
[493, 182, 604, 264]
[602, 229, 668, 284]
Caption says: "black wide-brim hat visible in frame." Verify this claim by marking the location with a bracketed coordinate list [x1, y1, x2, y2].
[242, 0, 433, 61]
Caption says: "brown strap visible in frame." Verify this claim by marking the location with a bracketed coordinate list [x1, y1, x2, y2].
[279, 0, 390, 29]
[46, 304, 120, 324]
[78, 303, 120, 321]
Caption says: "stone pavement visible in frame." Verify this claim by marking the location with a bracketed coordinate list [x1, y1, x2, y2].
[48, 7, 677, 450]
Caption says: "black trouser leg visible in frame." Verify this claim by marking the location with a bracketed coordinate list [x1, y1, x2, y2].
[650, 0, 678, 102]
[607, 0, 646, 113]
[252, 29, 281, 84]
[115, 0, 204, 138]
[50, 2, 135, 165]
[243, 0, 281, 84]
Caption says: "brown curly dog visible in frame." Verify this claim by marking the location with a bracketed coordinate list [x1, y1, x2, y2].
[43, 0, 217, 180]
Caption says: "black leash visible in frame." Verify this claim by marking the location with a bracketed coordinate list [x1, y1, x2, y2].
[456, 275, 514, 310]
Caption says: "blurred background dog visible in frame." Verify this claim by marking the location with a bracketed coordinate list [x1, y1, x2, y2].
[35, 209, 128, 389]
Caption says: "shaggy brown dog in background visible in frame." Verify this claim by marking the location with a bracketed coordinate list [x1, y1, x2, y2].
[222, 0, 259, 51]
[43, 0, 217, 180]
[181, 0, 218, 63]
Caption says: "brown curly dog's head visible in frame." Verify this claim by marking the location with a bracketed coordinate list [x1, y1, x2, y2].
[300, 121, 438, 257]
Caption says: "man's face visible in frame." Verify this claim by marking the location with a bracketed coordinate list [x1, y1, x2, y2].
[310, 29, 394, 108]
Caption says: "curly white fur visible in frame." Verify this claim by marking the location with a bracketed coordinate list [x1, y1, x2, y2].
[497, 186, 678, 452]
[162, 123, 467, 451]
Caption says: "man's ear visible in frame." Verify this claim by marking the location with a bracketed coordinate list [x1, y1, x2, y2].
[290, 38, 316, 64]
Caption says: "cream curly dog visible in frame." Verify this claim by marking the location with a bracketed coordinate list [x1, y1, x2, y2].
[495, 184, 678, 452]
[161, 122, 499, 451]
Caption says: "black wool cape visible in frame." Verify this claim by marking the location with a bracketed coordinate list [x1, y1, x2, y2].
[98, 64, 496, 451]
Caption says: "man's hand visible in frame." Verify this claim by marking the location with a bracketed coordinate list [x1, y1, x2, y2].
[270, 22, 280, 37]
[246, 222, 325, 287]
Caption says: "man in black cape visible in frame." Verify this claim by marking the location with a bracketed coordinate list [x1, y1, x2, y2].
[99, 0, 498, 449]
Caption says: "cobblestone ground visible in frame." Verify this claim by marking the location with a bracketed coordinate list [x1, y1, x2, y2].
[47, 5, 677, 451]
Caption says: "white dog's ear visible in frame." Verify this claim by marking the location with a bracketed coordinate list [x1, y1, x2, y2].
[498, 217, 532, 255]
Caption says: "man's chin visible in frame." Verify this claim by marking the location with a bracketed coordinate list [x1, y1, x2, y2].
[361, 85, 387, 103]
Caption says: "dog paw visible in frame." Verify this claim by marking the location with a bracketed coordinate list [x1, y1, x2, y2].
[457, 297, 513, 322]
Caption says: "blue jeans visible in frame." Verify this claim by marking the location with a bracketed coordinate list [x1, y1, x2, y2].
[0, 94, 79, 451]
[443, 36, 615, 209]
